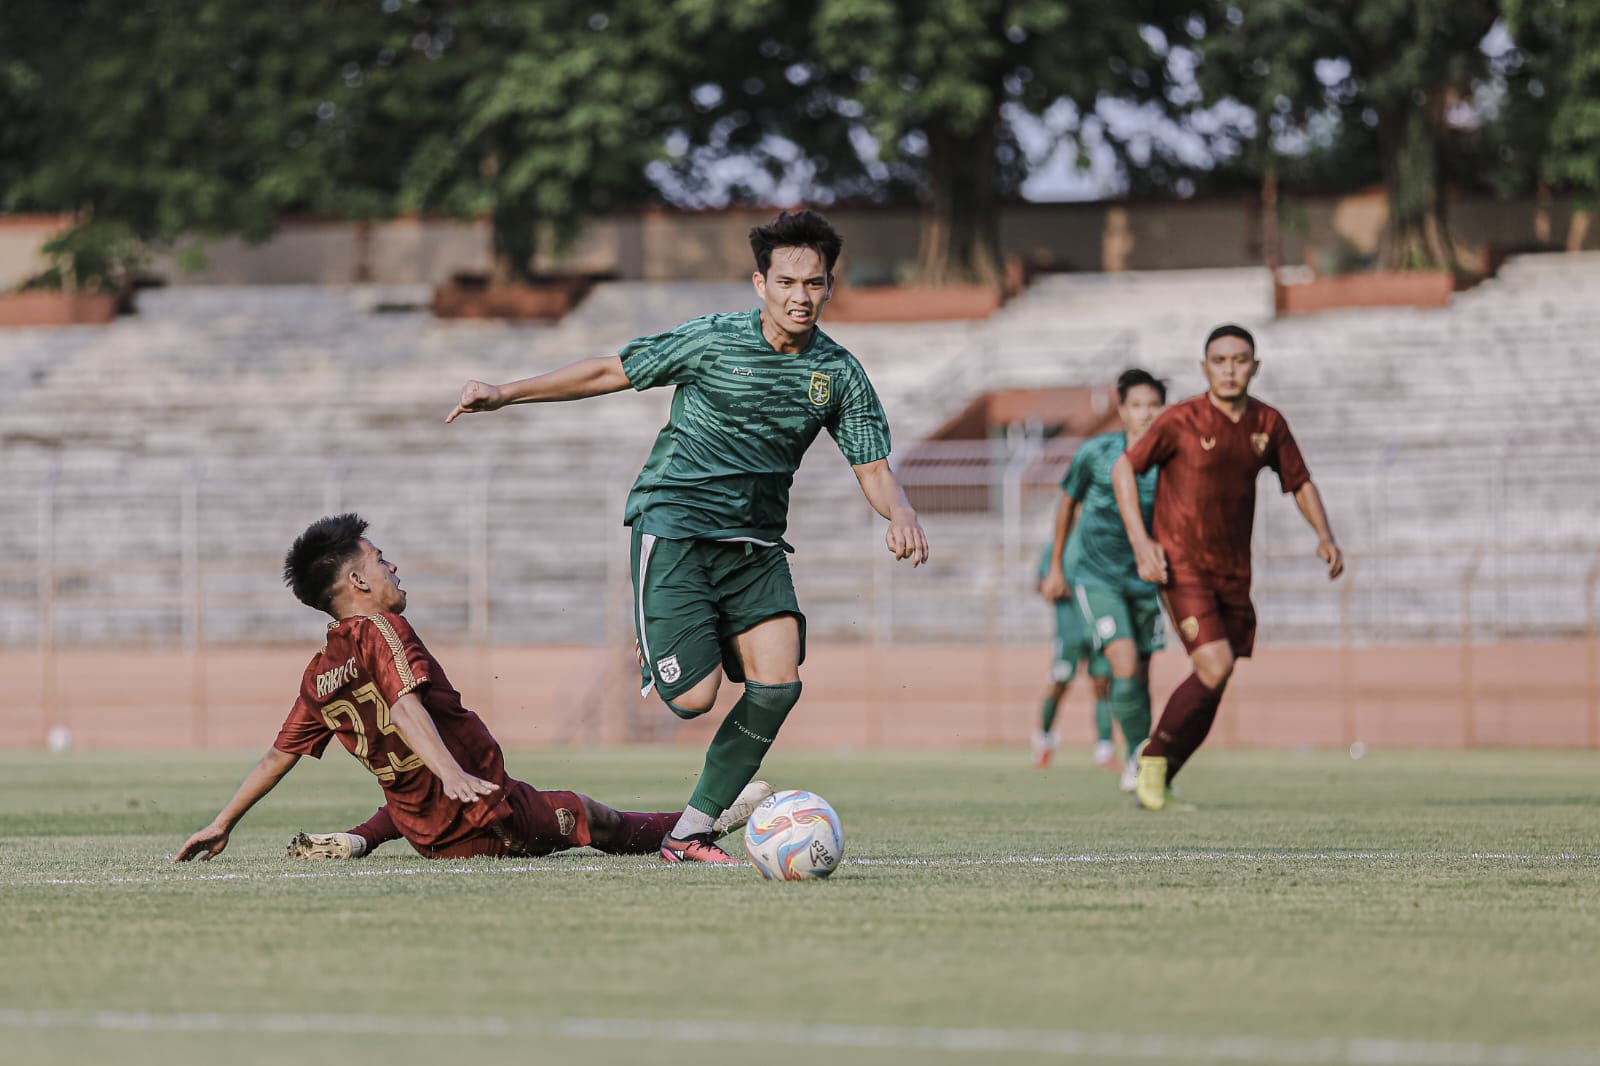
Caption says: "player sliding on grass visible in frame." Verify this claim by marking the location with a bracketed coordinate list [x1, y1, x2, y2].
[445, 210, 929, 863]
[1113, 325, 1342, 810]
[175, 514, 767, 864]
[1039, 369, 1168, 787]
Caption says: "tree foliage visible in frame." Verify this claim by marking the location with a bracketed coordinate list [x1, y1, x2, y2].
[3, 0, 1595, 290]
[5, 0, 423, 287]
[1503, 0, 1600, 214]
[1190, 1, 1500, 271]
[814, 1, 1198, 283]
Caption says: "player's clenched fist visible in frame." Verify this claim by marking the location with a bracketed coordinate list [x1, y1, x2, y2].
[445, 380, 505, 423]
[1133, 539, 1168, 586]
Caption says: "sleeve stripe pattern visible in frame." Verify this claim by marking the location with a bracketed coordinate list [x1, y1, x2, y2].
[368, 615, 427, 697]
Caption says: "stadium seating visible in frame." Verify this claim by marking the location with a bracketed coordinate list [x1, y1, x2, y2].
[2, 254, 1596, 647]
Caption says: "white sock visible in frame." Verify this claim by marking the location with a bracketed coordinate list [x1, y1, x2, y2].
[670, 807, 716, 840]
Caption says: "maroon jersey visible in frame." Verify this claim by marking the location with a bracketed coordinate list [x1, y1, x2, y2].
[1123, 394, 1310, 584]
[274, 612, 509, 849]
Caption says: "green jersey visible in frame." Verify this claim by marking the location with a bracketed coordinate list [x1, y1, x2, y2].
[619, 309, 891, 545]
[1061, 431, 1160, 595]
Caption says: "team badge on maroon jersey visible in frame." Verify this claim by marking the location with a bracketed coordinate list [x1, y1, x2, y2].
[555, 808, 577, 836]
[808, 372, 830, 406]
[1251, 432, 1269, 455]
[1180, 616, 1200, 642]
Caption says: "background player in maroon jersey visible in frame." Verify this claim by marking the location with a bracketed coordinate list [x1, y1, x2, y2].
[174, 514, 758, 863]
[1111, 325, 1343, 810]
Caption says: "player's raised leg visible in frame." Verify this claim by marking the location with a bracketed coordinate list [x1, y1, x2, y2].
[662, 614, 801, 864]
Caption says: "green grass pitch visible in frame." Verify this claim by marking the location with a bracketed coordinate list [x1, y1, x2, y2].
[1, 746, 1597, 1066]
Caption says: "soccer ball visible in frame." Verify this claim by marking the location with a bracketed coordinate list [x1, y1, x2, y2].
[743, 789, 844, 880]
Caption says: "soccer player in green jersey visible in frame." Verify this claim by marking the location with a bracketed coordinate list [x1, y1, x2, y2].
[1040, 369, 1167, 791]
[445, 210, 929, 863]
[1032, 527, 1112, 770]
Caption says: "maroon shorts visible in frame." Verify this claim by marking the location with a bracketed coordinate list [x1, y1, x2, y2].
[1163, 579, 1256, 658]
[419, 781, 592, 859]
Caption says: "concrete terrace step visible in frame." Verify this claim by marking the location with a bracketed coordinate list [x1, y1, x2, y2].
[4, 258, 1599, 645]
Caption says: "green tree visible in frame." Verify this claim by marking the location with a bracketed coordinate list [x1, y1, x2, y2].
[803, 0, 1201, 286]
[392, 4, 702, 282]
[1191, 1, 1500, 272]
[5, 0, 421, 289]
[1503, 0, 1600, 248]
[0, 0, 61, 220]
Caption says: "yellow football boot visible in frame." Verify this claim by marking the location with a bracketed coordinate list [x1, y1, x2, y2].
[1133, 741, 1168, 811]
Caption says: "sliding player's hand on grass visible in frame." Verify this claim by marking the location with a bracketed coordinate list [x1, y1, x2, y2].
[886, 513, 929, 568]
[1134, 539, 1168, 586]
[1318, 539, 1344, 580]
[174, 824, 230, 862]
[445, 380, 505, 423]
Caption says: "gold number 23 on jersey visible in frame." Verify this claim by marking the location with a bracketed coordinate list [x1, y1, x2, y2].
[321, 682, 427, 783]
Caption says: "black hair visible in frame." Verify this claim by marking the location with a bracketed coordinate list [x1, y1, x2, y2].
[284, 513, 368, 613]
[1204, 323, 1256, 355]
[1117, 367, 1167, 404]
[749, 210, 843, 276]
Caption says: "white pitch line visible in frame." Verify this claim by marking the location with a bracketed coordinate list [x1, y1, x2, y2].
[3, 849, 1595, 889]
[0, 1008, 1596, 1065]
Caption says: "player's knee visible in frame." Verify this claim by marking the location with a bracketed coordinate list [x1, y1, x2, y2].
[1109, 675, 1142, 702]
[665, 697, 711, 720]
[1092, 676, 1112, 699]
[1197, 655, 1234, 690]
[743, 679, 802, 722]
[663, 672, 721, 718]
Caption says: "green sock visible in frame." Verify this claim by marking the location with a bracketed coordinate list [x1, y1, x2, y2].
[1094, 694, 1114, 743]
[1040, 696, 1060, 734]
[686, 680, 801, 817]
[1110, 676, 1150, 754]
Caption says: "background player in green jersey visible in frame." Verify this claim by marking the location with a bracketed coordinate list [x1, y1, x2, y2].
[446, 210, 929, 863]
[1040, 369, 1167, 791]
[1033, 517, 1113, 770]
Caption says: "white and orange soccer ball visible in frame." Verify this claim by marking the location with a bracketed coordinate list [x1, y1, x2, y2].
[743, 789, 844, 880]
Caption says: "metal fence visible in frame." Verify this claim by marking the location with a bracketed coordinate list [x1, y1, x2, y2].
[2, 433, 1597, 653]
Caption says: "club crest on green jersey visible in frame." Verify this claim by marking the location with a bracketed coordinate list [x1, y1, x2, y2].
[808, 372, 831, 406]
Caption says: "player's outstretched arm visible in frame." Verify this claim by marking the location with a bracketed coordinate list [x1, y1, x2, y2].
[387, 693, 502, 803]
[1293, 481, 1344, 579]
[1112, 455, 1166, 585]
[173, 747, 301, 862]
[445, 356, 633, 423]
[851, 458, 929, 567]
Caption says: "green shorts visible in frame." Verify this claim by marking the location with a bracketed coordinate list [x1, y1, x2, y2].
[1073, 583, 1166, 657]
[630, 528, 807, 701]
[1050, 600, 1107, 683]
